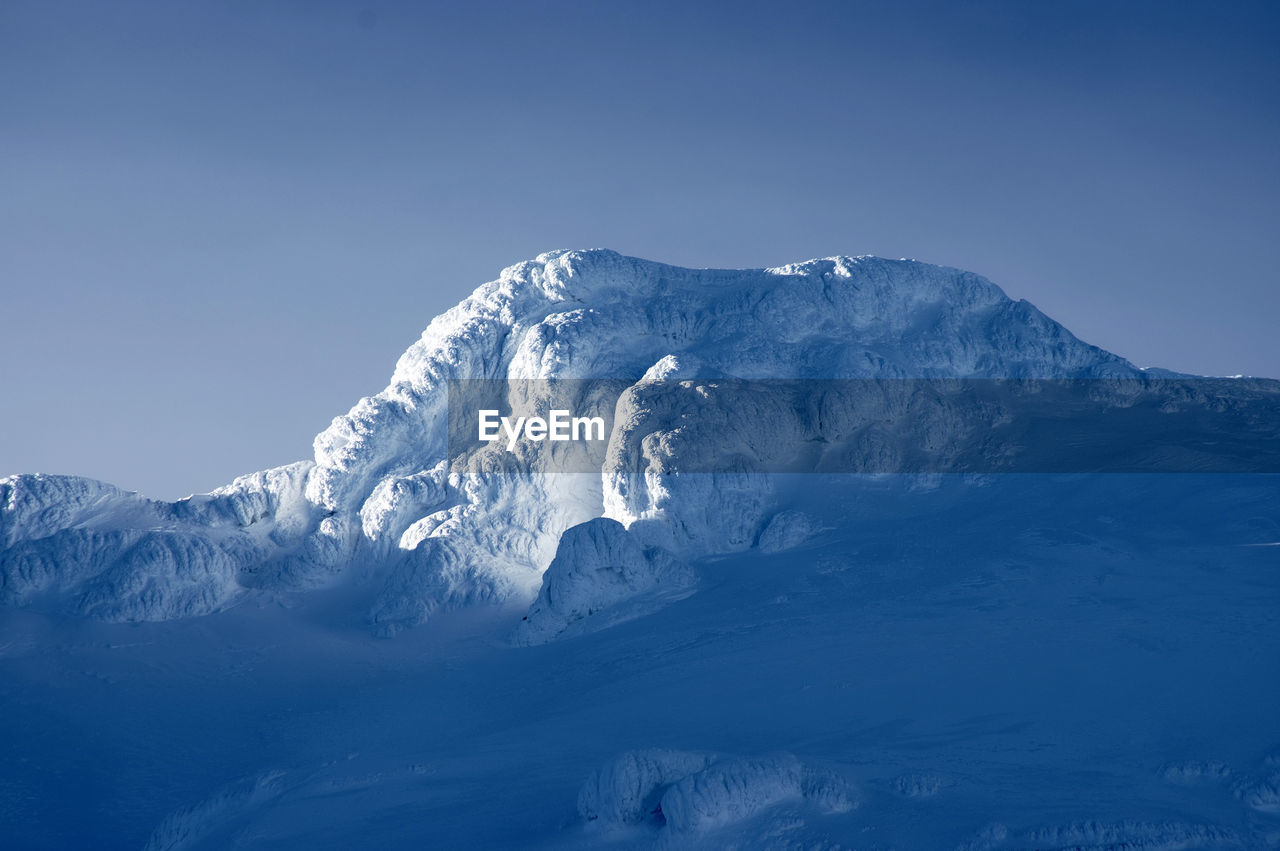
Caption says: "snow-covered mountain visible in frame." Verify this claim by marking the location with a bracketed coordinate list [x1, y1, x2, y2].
[4, 250, 1279, 849]
[1, 249, 1146, 632]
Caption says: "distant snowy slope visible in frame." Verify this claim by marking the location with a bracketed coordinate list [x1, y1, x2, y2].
[8, 473, 1277, 850]
[0, 249, 1165, 629]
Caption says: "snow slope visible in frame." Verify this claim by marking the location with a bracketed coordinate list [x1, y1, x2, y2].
[2, 473, 1277, 849]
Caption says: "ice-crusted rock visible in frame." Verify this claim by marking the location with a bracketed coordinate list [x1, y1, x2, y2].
[757, 510, 820, 554]
[578, 749, 855, 840]
[578, 749, 718, 827]
[515, 518, 694, 645]
[0, 465, 318, 620]
[2, 249, 1147, 627]
[660, 754, 855, 836]
[0, 474, 144, 547]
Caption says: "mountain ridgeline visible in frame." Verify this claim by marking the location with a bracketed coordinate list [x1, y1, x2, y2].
[2, 249, 1273, 639]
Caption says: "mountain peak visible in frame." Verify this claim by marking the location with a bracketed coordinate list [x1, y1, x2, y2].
[2, 252, 1141, 628]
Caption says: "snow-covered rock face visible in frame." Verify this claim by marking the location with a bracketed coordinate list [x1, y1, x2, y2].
[0, 464, 316, 620]
[516, 517, 695, 645]
[0, 249, 1142, 629]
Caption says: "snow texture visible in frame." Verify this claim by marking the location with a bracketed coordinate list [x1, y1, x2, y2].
[5, 466, 1279, 848]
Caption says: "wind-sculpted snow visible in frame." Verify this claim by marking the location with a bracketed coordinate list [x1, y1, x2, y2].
[658, 755, 855, 836]
[516, 517, 695, 645]
[578, 749, 718, 827]
[142, 771, 289, 851]
[757, 510, 821, 553]
[1, 249, 1152, 627]
[0, 464, 318, 620]
[578, 749, 856, 843]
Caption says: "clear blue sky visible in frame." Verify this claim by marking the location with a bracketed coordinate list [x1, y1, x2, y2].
[2, 0, 1278, 499]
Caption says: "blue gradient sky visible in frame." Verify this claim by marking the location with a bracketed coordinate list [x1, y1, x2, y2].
[3, 0, 1278, 499]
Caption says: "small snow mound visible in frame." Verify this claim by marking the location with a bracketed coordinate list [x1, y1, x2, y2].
[1238, 772, 1280, 813]
[956, 822, 1010, 851]
[1161, 761, 1231, 784]
[757, 510, 820, 554]
[892, 772, 946, 798]
[578, 749, 716, 827]
[578, 749, 855, 839]
[516, 518, 694, 645]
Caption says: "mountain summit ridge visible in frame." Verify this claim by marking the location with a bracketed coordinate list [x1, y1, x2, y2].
[1, 250, 1145, 627]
